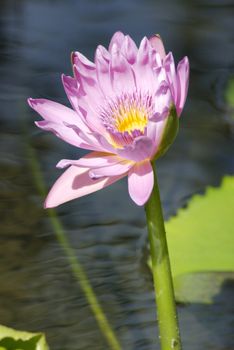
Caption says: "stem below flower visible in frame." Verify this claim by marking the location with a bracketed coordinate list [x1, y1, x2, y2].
[145, 163, 182, 350]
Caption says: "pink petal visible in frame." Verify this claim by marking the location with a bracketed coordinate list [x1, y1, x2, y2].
[176, 56, 189, 117]
[151, 80, 172, 119]
[110, 45, 136, 94]
[146, 119, 168, 155]
[62, 74, 81, 114]
[62, 75, 95, 133]
[28, 98, 78, 124]
[117, 136, 154, 162]
[121, 35, 138, 64]
[73, 65, 106, 134]
[137, 37, 150, 65]
[89, 160, 133, 179]
[28, 98, 89, 148]
[72, 51, 95, 76]
[63, 123, 106, 152]
[128, 160, 154, 206]
[95, 46, 114, 97]
[164, 52, 177, 102]
[45, 165, 125, 208]
[149, 35, 166, 59]
[35, 120, 95, 149]
[108, 31, 125, 51]
[57, 151, 121, 169]
[134, 37, 160, 92]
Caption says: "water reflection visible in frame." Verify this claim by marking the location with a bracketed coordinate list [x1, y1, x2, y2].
[0, 0, 233, 349]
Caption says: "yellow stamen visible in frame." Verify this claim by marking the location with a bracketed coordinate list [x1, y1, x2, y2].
[115, 105, 148, 133]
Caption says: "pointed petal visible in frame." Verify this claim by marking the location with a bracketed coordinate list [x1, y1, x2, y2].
[110, 46, 136, 94]
[45, 165, 125, 208]
[176, 56, 189, 116]
[134, 37, 160, 92]
[72, 51, 95, 77]
[164, 52, 177, 102]
[109, 31, 125, 51]
[149, 34, 166, 59]
[121, 35, 138, 64]
[128, 160, 154, 206]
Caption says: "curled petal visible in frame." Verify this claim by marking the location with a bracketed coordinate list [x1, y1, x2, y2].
[28, 98, 89, 148]
[89, 160, 133, 179]
[152, 80, 172, 119]
[117, 136, 154, 162]
[35, 120, 93, 149]
[72, 51, 95, 76]
[128, 160, 154, 205]
[57, 152, 122, 169]
[45, 165, 125, 208]
[150, 107, 170, 122]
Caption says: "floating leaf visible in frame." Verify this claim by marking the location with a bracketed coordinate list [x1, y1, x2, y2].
[0, 325, 49, 350]
[149, 176, 234, 303]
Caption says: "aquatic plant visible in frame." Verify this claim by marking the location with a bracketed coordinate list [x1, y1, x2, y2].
[28, 32, 189, 350]
[28, 32, 188, 208]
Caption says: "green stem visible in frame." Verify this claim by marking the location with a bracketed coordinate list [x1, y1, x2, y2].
[24, 132, 122, 350]
[145, 163, 182, 350]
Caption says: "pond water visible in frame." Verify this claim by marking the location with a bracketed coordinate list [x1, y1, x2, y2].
[0, 0, 234, 349]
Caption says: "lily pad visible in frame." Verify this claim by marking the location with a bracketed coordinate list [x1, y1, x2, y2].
[156, 176, 234, 303]
[0, 325, 49, 350]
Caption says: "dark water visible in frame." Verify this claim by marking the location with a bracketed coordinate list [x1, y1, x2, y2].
[0, 0, 234, 349]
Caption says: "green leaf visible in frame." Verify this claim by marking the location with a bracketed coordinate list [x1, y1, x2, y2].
[0, 325, 49, 350]
[151, 176, 234, 303]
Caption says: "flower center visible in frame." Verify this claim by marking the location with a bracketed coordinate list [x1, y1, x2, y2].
[114, 104, 148, 134]
[100, 92, 153, 148]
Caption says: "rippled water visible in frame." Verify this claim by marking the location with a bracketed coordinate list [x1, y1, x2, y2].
[0, 0, 234, 349]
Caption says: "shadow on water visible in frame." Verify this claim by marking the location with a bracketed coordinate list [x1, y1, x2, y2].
[0, 0, 233, 349]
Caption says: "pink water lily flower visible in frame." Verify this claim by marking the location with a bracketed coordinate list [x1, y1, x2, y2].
[28, 32, 189, 207]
